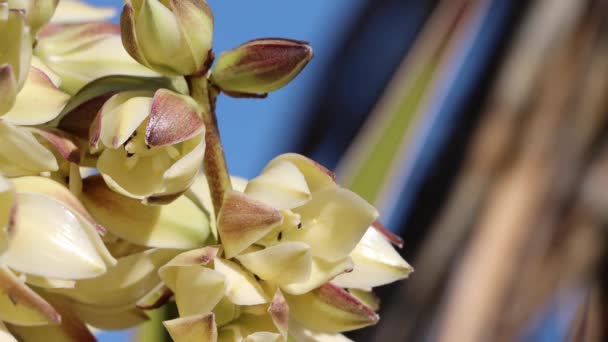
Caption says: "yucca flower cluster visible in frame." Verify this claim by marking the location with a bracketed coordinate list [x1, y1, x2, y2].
[0, 0, 412, 341]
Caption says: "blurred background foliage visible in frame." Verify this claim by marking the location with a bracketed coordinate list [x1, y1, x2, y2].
[92, 0, 608, 341]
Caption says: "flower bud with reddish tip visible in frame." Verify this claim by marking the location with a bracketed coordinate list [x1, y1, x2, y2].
[120, 0, 214, 76]
[210, 38, 313, 96]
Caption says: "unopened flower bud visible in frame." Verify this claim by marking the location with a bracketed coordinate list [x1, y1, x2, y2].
[121, 0, 214, 76]
[210, 38, 313, 96]
[0, 4, 32, 108]
[7, 0, 58, 36]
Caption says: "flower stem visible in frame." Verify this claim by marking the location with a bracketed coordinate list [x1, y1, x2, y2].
[189, 75, 232, 217]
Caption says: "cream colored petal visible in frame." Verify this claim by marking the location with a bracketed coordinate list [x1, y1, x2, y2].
[25, 275, 75, 289]
[30, 56, 61, 86]
[218, 325, 243, 342]
[2, 67, 69, 125]
[285, 283, 378, 333]
[51, 0, 115, 24]
[0, 64, 17, 115]
[69, 302, 149, 330]
[214, 258, 268, 306]
[332, 228, 412, 289]
[0, 176, 15, 252]
[346, 289, 379, 312]
[245, 160, 311, 210]
[11, 176, 115, 265]
[81, 175, 211, 249]
[52, 248, 177, 306]
[151, 135, 205, 202]
[236, 242, 311, 285]
[285, 187, 378, 262]
[3, 193, 107, 279]
[0, 120, 57, 177]
[187, 175, 247, 241]
[164, 312, 217, 342]
[281, 257, 353, 296]
[268, 290, 288, 338]
[98, 92, 152, 148]
[136, 283, 173, 310]
[97, 148, 172, 199]
[0, 266, 60, 326]
[265, 153, 336, 192]
[288, 321, 353, 342]
[174, 266, 226, 317]
[0, 8, 32, 90]
[218, 191, 283, 259]
[244, 332, 282, 342]
[8, 295, 95, 341]
[0, 321, 16, 342]
[225, 313, 278, 338]
[213, 296, 240, 327]
[38, 32, 158, 94]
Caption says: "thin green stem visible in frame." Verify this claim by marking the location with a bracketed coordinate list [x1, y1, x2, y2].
[189, 75, 232, 217]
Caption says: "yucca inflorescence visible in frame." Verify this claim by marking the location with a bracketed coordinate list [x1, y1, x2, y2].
[0, 0, 412, 341]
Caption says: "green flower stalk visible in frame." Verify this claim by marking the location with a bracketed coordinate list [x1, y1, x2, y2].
[0, 0, 412, 340]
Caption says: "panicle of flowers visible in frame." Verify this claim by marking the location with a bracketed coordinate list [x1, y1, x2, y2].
[0, 0, 412, 341]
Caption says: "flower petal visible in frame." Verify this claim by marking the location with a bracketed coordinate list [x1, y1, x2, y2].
[4, 193, 107, 279]
[0, 266, 60, 326]
[36, 23, 158, 93]
[0, 8, 32, 90]
[11, 176, 115, 267]
[245, 160, 311, 210]
[268, 290, 289, 338]
[244, 332, 282, 342]
[25, 275, 75, 289]
[51, 0, 116, 24]
[145, 88, 204, 147]
[174, 266, 226, 317]
[0, 64, 17, 115]
[51, 248, 177, 307]
[332, 227, 412, 289]
[214, 258, 268, 306]
[0, 176, 15, 251]
[97, 148, 171, 199]
[281, 257, 353, 296]
[136, 283, 173, 310]
[69, 302, 149, 330]
[2, 67, 70, 125]
[0, 120, 58, 177]
[285, 283, 378, 333]
[9, 296, 96, 341]
[164, 312, 217, 342]
[218, 191, 283, 259]
[97, 91, 152, 148]
[12, 176, 106, 235]
[0, 321, 16, 342]
[150, 134, 205, 202]
[285, 187, 378, 262]
[81, 175, 211, 249]
[159, 248, 225, 317]
[236, 242, 311, 285]
[265, 153, 336, 192]
[29, 127, 81, 163]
